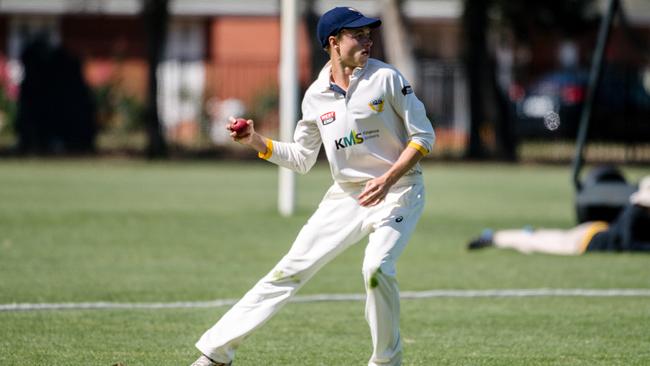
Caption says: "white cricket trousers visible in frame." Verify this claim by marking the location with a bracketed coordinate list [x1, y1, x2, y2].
[196, 178, 425, 366]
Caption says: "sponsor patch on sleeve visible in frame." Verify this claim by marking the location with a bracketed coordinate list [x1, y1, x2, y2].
[401, 85, 413, 95]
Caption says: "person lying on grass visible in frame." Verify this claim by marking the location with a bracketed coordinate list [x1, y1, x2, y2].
[468, 176, 650, 255]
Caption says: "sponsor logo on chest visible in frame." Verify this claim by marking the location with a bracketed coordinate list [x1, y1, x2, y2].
[335, 130, 364, 150]
[368, 97, 384, 113]
[320, 111, 336, 125]
[334, 129, 380, 150]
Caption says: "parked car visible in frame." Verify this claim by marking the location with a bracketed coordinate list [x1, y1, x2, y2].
[508, 65, 650, 140]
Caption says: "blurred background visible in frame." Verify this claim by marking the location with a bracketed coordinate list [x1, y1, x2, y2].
[0, 0, 648, 162]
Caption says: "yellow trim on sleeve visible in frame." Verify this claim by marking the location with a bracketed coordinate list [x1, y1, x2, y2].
[258, 138, 273, 160]
[408, 141, 429, 156]
[579, 221, 609, 253]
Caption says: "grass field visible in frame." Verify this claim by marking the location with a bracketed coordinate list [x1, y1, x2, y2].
[1, 159, 649, 366]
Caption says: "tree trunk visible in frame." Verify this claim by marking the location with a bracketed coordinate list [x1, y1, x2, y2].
[489, 54, 517, 161]
[462, 0, 488, 159]
[379, 0, 419, 88]
[143, 0, 169, 159]
[305, 0, 329, 81]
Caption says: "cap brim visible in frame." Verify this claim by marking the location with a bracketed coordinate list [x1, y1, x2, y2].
[342, 16, 381, 30]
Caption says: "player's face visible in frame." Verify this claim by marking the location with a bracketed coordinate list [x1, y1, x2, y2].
[336, 27, 373, 68]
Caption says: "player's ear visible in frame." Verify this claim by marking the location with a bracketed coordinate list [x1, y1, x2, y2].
[328, 35, 339, 50]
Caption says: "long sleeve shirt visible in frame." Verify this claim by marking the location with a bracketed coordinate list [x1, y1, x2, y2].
[259, 58, 435, 185]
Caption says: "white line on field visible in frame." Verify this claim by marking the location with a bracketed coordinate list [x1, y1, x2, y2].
[2, 288, 650, 312]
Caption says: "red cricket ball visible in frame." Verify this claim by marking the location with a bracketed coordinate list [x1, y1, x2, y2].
[231, 118, 248, 135]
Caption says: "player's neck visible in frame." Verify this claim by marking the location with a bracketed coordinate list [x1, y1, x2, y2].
[330, 57, 357, 90]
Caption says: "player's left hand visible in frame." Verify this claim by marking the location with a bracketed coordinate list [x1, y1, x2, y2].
[358, 176, 393, 207]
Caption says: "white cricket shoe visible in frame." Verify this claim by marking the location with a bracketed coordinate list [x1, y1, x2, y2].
[190, 354, 231, 366]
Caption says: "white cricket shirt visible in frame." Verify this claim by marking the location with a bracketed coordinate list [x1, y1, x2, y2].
[259, 58, 435, 184]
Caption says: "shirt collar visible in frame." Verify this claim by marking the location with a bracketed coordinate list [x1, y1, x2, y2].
[329, 82, 346, 97]
[317, 60, 368, 94]
[316, 62, 333, 93]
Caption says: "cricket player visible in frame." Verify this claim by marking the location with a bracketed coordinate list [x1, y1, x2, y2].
[192, 7, 435, 366]
[467, 176, 650, 255]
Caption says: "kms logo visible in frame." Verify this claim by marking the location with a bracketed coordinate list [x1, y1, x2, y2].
[335, 130, 364, 150]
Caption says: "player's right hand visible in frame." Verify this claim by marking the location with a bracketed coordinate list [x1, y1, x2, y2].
[226, 116, 255, 144]
[226, 116, 269, 155]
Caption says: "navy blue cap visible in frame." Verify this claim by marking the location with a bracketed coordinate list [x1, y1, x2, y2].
[317, 7, 381, 48]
